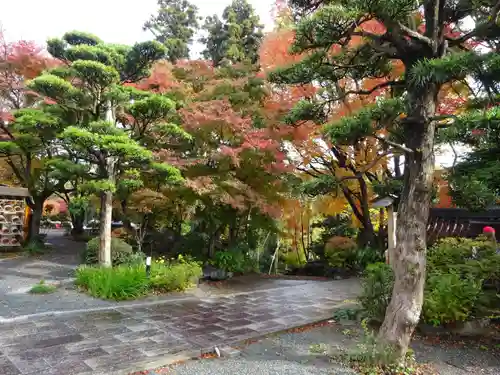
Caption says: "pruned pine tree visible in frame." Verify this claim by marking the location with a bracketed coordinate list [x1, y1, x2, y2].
[270, 0, 500, 362]
[28, 31, 183, 266]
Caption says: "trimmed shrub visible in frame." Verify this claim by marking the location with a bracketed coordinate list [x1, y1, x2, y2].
[82, 237, 133, 266]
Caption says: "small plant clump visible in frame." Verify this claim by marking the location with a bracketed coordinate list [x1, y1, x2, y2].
[75, 255, 202, 301]
[29, 280, 57, 294]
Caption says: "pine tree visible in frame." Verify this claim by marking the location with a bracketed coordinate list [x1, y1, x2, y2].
[270, 0, 500, 361]
[201, 0, 264, 66]
[28, 31, 181, 266]
[144, 0, 200, 63]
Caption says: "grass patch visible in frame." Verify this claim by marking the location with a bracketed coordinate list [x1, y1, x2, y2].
[75, 256, 202, 301]
[29, 280, 57, 294]
[75, 265, 149, 300]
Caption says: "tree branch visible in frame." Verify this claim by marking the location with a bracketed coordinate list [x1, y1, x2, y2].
[329, 80, 404, 102]
[338, 151, 392, 182]
[373, 135, 413, 154]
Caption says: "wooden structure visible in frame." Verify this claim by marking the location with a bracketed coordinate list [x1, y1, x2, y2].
[428, 207, 500, 242]
[0, 186, 30, 248]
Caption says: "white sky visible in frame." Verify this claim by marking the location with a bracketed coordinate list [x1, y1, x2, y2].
[0, 0, 274, 57]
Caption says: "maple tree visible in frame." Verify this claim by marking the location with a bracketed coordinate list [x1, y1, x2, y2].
[0, 30, 68, 240]
[259, 20, 403, 248]
[134, 59, 289, 256]
[268, 0, 497, 362]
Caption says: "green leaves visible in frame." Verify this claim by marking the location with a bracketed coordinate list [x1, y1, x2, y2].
[144, 0, 200, 63]
[122, 41, 166, 81]
[408, 52, 479, 89]
[71, 60, 120, 88]
[61, 121, 152, 162]
[63, 31, 103, 46]
[65, 45, 116, 66]
[201, 0, 263, 66]
[151, 162, 184, 184]
[284, 99, 327, 125]
[128, 95, 176, 125]
[323, 98, 404, 144]
[292, 4, 360, 53]
[28, 74, 78, 101]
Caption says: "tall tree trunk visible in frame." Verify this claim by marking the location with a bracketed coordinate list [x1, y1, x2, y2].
[99, 157, 115, 267]
[99, 190, 113, 266]
[378, 86, 438, 360]
[70, 212, 85, 237]
[28, 197, 44, 243]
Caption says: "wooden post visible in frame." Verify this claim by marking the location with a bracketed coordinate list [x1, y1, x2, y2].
[387, 205, 397, 265]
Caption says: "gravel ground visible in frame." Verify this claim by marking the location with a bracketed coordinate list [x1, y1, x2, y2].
[144, 321, 500, 375]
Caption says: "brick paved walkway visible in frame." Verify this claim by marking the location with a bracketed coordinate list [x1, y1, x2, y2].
[0, 278, 360, 375]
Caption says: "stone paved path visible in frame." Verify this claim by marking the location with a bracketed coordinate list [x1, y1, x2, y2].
[0, 231, 117, 319]
[0, 278, 360, 375]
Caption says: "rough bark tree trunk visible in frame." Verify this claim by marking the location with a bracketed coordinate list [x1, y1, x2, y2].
[28, 197, 44, 243]
[378, 86, 438, 361]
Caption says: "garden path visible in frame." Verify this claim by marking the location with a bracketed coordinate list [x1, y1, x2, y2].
[0, 230, 116, 319]
[0, 275, 360, 375]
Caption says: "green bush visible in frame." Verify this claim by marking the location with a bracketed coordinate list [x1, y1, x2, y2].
[282, 250, 307, 268]
[82, 237, 133, 266]
[354, 247, 385, 271]
[358, 262, 394, 322]
[75, 265, 149, 300]
[359, 237, 500, 326]
[75, 254, 203, 300]
[427, 236, 496, 272]
[150, 256, 202, 292]
[423, 272, 483, 326]
[211, 247, 258, 274]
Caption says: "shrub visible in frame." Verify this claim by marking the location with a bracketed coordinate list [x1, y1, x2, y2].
[324, 236, 357, 269]
[282, 250, 307, 268]
[423, 272, 483, 326]
[150, 256, 202, 292]
[211, 247, 258, 274]
[359, 237, 500, 326]
[358, 262, 394, 322]
[354, 247, 385, 271]
[75, 265, 149, 300]
[427, 236, 496, 273]
[82, 237, 133, 266]
[123, 251, 146, 266]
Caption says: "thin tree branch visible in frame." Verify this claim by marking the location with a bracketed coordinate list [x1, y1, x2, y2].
[373, 135, 413, 153]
